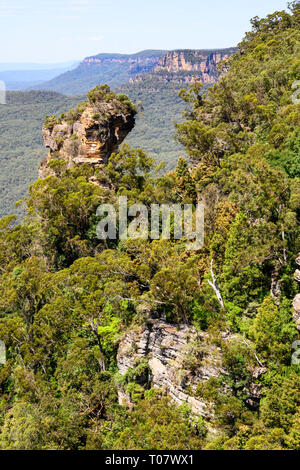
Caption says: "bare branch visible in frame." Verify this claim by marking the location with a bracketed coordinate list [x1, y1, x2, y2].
[207, 259, 225, 309]
[242, 334, 264, 367]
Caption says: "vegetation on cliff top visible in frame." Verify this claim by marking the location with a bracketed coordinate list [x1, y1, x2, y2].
[33, 50, 167, 95]
[44, 84, 137, 130]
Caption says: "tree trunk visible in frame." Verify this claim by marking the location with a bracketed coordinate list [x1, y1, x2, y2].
[207, 259, 225, 310]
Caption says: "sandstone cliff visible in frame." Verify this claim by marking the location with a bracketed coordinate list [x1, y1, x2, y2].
[83, 50, 166, 74]
[117, 319, 264, 418]
[40, 85, 136, 177]
[35, 50, 168, 94]
[130, 48, 238, 85]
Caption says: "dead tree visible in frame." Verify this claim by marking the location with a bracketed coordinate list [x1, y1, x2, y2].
[207, 259, 225, 310]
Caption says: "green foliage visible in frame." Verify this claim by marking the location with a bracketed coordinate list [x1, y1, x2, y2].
[0, 81, 187, 219]
[0, 91, 82, 219]
[86, 85, 137, 115]
[251, 297, 298, 364]
[27, 167, 103, 267]
[99, 395, 205, 450]
[174, 157, 197, 203]
[192, 301, 209, 331]
[260, 369, 300, 433]
[176, 6, 300, 167]
[119, 77, 189, 172]
[106, 143, 155, 198]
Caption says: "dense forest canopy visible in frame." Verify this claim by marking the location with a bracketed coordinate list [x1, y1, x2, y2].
[0, 91, 82, 219]
[0, 2, 299, 450]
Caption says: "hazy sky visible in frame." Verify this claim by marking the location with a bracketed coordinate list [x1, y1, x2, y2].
[0, 0, 289, 63]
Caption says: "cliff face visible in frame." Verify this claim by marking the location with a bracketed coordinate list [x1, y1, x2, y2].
[83, 50, 167, 75]
[35, 49, 236, 95]
[117, 319, 263, 417]
[40, 86, 136, 177]
[130, 48, 238, 85]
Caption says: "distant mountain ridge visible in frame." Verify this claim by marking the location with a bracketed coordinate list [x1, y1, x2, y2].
[33, 48, 237, 95]
[0, 61, 80, 91]
[33, 50, 168, 95]
[84, 49, 168, 63]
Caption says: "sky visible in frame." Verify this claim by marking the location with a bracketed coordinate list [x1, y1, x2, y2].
[0, 0, 290, 63]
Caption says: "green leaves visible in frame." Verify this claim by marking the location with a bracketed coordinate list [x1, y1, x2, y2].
[27, 169, 103, 268]
[251, 297, 298, 364]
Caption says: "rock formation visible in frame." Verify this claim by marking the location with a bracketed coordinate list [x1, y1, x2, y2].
[82, 51, 166, 74]
[117, 319, 263, 417]
[130, 48, 238, 85]
[40, 85, 136, 178]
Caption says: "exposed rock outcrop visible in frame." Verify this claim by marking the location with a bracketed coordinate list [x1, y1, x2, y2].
[117, 320, 263, 417]
[83, 51, 165, 74]
[130, 48, 237, 85]
[36, 51, 168, 93]
[40, 86, 136, 178]
[117, 320, 219, 417]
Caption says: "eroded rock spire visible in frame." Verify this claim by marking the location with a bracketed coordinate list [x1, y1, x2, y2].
[40, 85, 136, 177]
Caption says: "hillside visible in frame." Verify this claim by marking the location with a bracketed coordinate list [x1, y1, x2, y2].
[0, 82, 187, 218]
[33, 48, 237, 96]
[0, 91, 82, 218]
[134, 48, 238, 84]
[33, 50, 168, 95]
[0, 83, 186, 218]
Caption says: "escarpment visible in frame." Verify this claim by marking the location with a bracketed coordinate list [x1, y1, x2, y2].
[40, 85, 136, 178]
[130, 48, 237, 85]
[117, 319, 265, 417]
